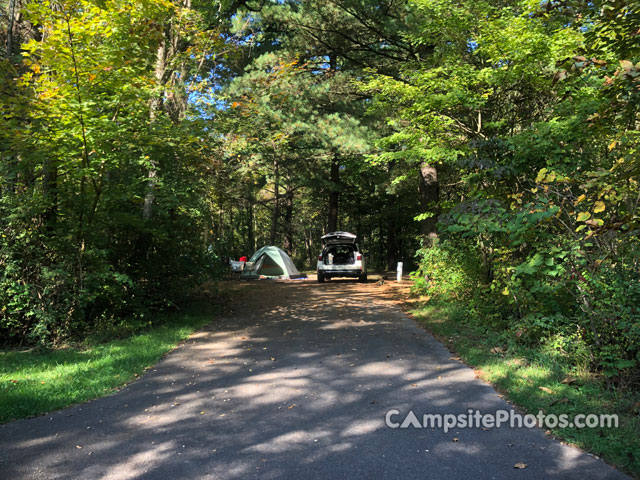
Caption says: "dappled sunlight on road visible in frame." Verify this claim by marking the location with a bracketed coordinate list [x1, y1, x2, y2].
[0, 279, 628, 479]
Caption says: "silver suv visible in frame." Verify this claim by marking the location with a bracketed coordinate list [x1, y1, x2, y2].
[317, 232, 367, 283]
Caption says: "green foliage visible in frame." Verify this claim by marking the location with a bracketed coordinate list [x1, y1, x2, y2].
[1, 0, 638, 470]
[385, 0, 640, 383]
[1, 0, 637, 424]
[0, 0, 222, 345]
[208, 3, 424, 271]
[411, 241, 482, 299]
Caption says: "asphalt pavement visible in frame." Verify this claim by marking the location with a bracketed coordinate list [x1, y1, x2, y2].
[0, 280, 629, 479]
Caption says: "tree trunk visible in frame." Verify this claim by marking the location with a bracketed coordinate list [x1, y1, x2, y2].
[283, 183, 294, 254]
[246, 199, 254, 255]
[269, 157, 279, 245]
[325, 17, 340, 231]
[305, 230, 314, 269]
[6, 0, 20, 58]
[327, 157, 339, 232]
[42, 159, 58, 230]
[386, 195, 397, 270]
[419, 163, 439, 246]
[217, 207, 224, 240]
[143, 34, 167, 221]
[0, 0, 21, 192]
[329, 53, 337, 73]
[142, 0, 192, 220]
[378, 222, 384, 272]
[166, 1, 190, 122]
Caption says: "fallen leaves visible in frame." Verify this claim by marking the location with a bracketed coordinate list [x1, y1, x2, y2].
[539, 386, 553, 394]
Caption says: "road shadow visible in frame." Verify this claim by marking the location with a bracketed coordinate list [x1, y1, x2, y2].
[0, 280, 628, 479]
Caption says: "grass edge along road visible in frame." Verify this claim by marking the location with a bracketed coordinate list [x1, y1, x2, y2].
[407, 297, 640, 478]
[0, 304, 217, 424]
[1, 281, 637, 477]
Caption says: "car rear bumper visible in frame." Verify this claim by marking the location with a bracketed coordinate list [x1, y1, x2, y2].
[317, 269, 362, 278]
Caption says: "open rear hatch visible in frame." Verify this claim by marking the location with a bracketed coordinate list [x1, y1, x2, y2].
[322, 244, 356, 265]
[321, 231, 357, 246]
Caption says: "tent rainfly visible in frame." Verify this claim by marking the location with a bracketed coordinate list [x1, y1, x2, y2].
[241, 246, 304, 280]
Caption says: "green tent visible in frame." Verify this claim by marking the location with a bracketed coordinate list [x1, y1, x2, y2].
[240, 246, 304, 280]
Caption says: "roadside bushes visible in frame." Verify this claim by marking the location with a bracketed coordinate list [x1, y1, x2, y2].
[0, 191, 209, 346]
[413, 196, 640, 382]
[0, 0, 220, 347]
[411, 240, 483, 300]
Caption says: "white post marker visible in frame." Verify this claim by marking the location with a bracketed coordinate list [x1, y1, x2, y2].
[397, 262, 403, 282]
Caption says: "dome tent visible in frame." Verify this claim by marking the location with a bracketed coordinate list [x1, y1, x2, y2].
[240, 246, 304, 280]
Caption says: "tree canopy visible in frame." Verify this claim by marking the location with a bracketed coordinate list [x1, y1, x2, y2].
[0, 0, 638, 390]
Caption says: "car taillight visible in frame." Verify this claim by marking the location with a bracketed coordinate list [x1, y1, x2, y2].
[357, 254, 362, 261]
[318, 255, 322, 260]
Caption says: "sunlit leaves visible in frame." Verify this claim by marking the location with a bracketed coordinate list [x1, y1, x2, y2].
[0, 0, 226, 344]
[576, 211, 591, 222]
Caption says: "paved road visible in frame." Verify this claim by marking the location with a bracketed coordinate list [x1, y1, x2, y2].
[0, 280, 628, 479]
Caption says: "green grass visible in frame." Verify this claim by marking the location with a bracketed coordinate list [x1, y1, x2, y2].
[0, 304, 217, 424]
[409, 298, 640, 477]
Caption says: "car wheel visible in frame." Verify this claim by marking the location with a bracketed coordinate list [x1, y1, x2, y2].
[318, 273, 325, 283]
